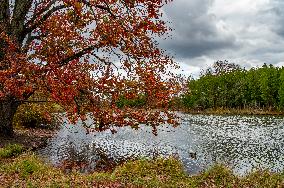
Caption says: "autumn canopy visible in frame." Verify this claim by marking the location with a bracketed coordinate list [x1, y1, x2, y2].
[0, 0, 179, 137]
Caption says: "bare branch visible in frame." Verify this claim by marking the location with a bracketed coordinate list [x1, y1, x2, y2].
[91, 51, 119, 71]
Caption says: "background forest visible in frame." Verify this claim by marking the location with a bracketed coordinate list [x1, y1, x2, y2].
[182, 61, 284, 111]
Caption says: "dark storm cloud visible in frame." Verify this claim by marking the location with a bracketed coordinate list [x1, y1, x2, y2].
[159, 0, 237, 59]
[267, 1, 284, 38]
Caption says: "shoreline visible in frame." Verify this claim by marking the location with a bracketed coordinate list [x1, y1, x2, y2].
[178, 108, 284, 116]
[1, 108, 282, 150]
[0, 128, 58, 150]
[1, 151, 283, 187]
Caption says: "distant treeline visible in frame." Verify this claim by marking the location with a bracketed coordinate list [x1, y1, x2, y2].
[182, 60, 284, 111]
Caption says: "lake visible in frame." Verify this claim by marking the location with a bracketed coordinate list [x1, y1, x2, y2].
[38, 113, 284, 175]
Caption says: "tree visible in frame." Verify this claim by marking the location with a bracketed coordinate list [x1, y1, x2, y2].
[200, 60, 241, 77]
[278, 68, 284, 109]
[0, 0, 179, 137]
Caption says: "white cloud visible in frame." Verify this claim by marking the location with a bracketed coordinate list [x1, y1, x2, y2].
[210, 0, 270, 16]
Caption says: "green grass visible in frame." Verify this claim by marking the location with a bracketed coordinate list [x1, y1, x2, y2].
[0, 144, 24, 158]
[0, 148, 283, 187]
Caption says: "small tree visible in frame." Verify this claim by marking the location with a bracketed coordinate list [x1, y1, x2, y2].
[0, 0, 179, 136]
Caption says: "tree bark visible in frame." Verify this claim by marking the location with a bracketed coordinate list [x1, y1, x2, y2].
[0, 99, 20, 137]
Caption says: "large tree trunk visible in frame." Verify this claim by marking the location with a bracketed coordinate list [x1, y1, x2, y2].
[0, 1, 33, 137]
[0, 99, 20, 137]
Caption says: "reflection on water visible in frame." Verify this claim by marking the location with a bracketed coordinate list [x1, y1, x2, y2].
[38, 113, 284, 175]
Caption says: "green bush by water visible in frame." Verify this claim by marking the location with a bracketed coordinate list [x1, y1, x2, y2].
[13, 103, 61, 129]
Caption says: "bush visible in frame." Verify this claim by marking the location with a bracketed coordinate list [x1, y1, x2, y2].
[242, 170, 284, 188]
[13, 103, 61, 129]
[0, 144, 24, 158]
[16, 159, 43, 178]
[0, 153, 123, 186]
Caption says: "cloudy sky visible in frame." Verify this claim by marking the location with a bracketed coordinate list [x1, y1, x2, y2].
[159, 0, 284, 77]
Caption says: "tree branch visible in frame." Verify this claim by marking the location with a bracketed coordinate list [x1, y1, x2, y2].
[23, 4, 66, 37]
[58, 45, 98, 67]
[22, 1, 118, 64]
[20, 100, 54, 103]
[22, 33, 47, 53]
[27, 0, 57, 26]
[91, 51, 119, 71]
[24, 1, 117, 35]
[94, 2, 117, 18]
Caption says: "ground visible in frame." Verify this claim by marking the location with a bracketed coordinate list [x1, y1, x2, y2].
[0, 128, 56, 150]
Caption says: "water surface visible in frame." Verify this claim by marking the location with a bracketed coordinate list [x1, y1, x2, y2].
[39, 113, 284, 175]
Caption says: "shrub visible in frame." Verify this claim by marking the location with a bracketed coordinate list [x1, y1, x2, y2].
[0, 153, 123, 186]
[242, 170, 284, 188]
[2, 154, 44, 178]
[17, 159, 41, 177]
[13, 103, 61, 129]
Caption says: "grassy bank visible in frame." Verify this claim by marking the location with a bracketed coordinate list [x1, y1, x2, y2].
[0, 144, 283, 187]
